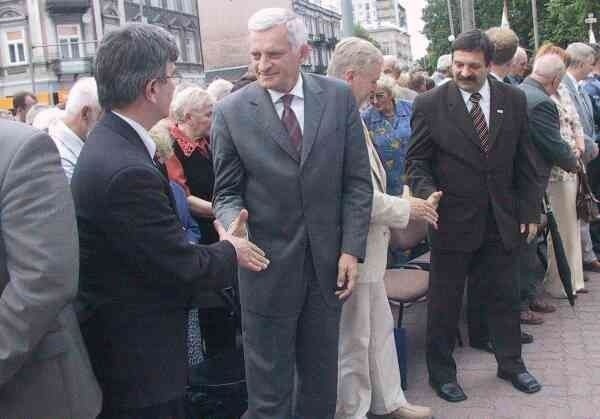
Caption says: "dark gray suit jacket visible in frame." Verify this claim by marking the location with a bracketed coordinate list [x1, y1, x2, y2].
[212, 73, 373, 316]
[0, 121, 101, 418]
[520, 77, 578, 182]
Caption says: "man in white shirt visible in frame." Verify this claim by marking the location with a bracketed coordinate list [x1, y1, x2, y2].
[49, 77, 101, 182]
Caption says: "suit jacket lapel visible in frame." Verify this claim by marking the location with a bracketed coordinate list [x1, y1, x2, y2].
[487, 77, 505, 151]
[248, 83, 300, 162]
[446, 81, 481, 151]
[361, 119, 386, 192]
[300, 74, 325, 167]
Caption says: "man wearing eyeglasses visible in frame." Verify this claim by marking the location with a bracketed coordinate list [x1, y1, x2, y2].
[71, 24, 268, 418]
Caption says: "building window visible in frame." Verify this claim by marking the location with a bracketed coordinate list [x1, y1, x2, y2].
[184, 33, 196, 62]
[175, 0, 182, 11]
[57, 24, 82, 59]
[173, 31, 182, 61]
[5, 29, 26, 65]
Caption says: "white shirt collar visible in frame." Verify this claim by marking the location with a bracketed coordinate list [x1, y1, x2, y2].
[268, 73, 304, 105]
[490, 72, 503, 81]
[566, 72, 580, 88]
[459, 78, 491, 105]
[50, 119, 84, 154]
[112, 111, 156, 158]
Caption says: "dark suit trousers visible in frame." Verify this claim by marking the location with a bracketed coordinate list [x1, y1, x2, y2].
[241, 247, 341, 419]
[467, 238, 542, 345]
[427, 215, 525, 384]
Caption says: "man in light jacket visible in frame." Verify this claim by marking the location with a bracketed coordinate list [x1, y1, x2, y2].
[329, 37, 439, 419]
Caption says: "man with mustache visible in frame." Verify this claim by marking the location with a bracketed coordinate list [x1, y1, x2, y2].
[406, 29, 544, 402]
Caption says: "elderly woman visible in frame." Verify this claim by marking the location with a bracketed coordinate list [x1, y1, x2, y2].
[165, 86, 236, 356]
[537, 45, 586, 298]
[362, 74, 413, 196]
[207, 78, 234, 102]
[150, 118, 204, 369]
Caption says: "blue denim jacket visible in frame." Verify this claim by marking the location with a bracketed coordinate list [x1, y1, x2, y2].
[362, 100, 413, 196]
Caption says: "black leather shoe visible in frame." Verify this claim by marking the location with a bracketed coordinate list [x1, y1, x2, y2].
[429, 379, 468, 402]
[521, 331, 534, 344]
[497, 370, 542, 394]
[470, 341, 494, 353]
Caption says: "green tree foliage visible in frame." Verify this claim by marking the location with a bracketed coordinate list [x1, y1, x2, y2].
[422, 0, 598, 73]
[544, 0, 600, 47]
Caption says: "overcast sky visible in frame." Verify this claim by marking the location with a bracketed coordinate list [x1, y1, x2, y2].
[400, 0, 429, 59]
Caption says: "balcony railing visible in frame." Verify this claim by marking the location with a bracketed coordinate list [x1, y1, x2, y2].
[46, 0, 90, 13]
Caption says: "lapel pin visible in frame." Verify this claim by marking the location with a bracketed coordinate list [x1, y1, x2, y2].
[497, 109, 504, 114]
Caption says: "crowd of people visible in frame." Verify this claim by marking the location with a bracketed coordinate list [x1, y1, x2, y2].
[1, 5, 600, 419]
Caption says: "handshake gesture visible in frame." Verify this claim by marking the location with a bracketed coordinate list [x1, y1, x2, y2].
[402, 185, 442, 229]
[214, 209, 270, 272]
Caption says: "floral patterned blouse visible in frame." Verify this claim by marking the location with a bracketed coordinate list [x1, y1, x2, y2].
[550, 84, 583, 182]
[362, 99, 413, 196]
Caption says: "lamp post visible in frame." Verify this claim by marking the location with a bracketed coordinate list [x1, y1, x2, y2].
[531, 0, 539, 50]
[341, 0, 354, 37]
[447, 0, 455, 38]
[459, 0, 475, 32]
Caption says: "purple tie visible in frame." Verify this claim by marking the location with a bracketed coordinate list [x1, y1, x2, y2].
[281, 94, 302, 151]
[469, 92, 490, 153]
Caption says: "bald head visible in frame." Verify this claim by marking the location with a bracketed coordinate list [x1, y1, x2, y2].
[530, 54, 565, 95]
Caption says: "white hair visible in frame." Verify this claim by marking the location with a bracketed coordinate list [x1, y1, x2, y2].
[436, 54, 452, 71]
[383, 54, 402, 72]
[149, 118, 174, 161]
[327, 37, 383, 79]
[65, 77, 99, 116]
[566, 42, 595, 68]
[25, 103, 49, 125]
[207, 79, 234, 102]
[248, 8, 307, 51]
[532, 53, 566, 81]
[376, 74, 400, 97]
[170, 86, 214, 123]
[32, 107, 64, 131]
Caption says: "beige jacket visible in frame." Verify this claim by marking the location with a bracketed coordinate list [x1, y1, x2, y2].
[357, 121, 410, 283]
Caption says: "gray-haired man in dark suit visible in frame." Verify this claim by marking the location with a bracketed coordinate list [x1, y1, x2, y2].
[211, 8, 373, 419]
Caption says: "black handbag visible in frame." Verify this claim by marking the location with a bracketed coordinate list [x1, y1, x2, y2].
[576, 160, 600, 223]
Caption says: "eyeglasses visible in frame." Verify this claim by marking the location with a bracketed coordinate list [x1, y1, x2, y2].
[369, 92, 387, 101]
[156, 71, 182, 84]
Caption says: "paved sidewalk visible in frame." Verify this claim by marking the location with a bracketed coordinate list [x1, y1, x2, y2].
[402, 270, 600, 419]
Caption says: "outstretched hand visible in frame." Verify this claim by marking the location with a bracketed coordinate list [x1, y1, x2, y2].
[214, 209, 269, 272]
[402, 186, 441, 229]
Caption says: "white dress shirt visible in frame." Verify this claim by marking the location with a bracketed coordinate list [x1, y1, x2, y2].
[268, 73, 305, 134]
[459, 79, 491, 126]
[112, 111, 156, 158]
[48, 119, 84, 182]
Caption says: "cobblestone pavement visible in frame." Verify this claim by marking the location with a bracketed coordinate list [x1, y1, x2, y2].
[402, 270, 600, 419]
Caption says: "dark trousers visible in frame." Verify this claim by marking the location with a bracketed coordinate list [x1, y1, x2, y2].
[427, 228, 524, 384]
[467, 238, 543, 344]
[98, 397, 189, 419]
[241, 254, 341, 419]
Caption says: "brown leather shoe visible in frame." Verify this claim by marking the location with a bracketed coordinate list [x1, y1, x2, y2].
[530, 299, 556, 313]
[520, 310, 544, 325]
[583, 260, 600, 273]
[576, 288, 590, 294]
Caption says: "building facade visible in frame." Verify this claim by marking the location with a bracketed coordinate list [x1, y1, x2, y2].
[0, 0, 203, 105]
[198, 0, 341, 82]
[352, 0, 411, 67]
